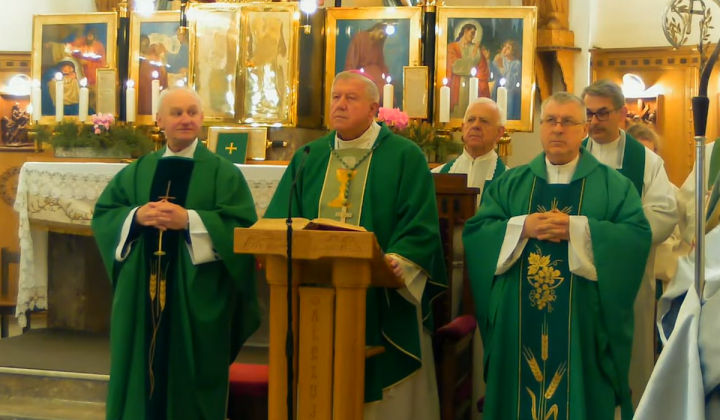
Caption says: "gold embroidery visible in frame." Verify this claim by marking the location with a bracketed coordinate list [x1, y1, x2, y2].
[328, 169, 356, 208]
[524, 319, 567, 420]
[527, 246, 565, 312]
[537, 198, 572, 214]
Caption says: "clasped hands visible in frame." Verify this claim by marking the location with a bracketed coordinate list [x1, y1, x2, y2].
[136, 201, 189, 231]
[521, 210, 570, 243]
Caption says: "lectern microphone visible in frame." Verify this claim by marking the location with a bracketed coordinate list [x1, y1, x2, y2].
[286, 145, 310, 420]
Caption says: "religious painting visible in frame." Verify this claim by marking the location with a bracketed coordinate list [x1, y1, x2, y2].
[435, 7, 536, 132]
[129, 11, 189, 126]
[0, 53, 34, 150]
[31, 13, 118, 125]
[188, 3, 242, 123]
[237, 3, 299, 127]
[325, 7, 422, 126]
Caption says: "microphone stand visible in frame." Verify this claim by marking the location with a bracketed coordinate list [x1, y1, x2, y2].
[285, 146, 310, 420]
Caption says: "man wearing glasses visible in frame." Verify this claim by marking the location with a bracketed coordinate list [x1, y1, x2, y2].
[581, 79, 678, 409]
[464, 92, 651, 420]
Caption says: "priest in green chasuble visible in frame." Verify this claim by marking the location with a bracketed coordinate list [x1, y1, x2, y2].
[464, 92, 652, 420]
[265, 70, 446, 420]
[581, 80, 678, 408]
[92, 87, 260, 420]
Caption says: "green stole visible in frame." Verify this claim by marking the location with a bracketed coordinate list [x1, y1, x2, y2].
[709, 139, 720, 189]
[143, 157, 195, 419]
[582, 134, 645, 196]
[318, 148, 373, 223]
[519, 177, 585, 420]
[439, 155, 507, 192]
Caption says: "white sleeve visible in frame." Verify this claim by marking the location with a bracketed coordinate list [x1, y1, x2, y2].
[386, 253, 426, 305]
[677, 169, 695, 245]
[431, 164, 444, 174]
[495, 215, 529, 275]
[185, 210, 219, 265]
[115, 207, 140, 262]
[567, 216, 597, 281]
[642, 151, 679, 244]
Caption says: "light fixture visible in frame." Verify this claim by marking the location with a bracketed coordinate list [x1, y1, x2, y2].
[622, 73, 646, 97]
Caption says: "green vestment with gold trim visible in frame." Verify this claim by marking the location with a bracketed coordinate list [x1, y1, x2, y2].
[264, 124, 447, 403]
[463, 150, 652, 420]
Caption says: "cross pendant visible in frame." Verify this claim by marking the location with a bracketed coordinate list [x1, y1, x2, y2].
[335, 205, 352, 223]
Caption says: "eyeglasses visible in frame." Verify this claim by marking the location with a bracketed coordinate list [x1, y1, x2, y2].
[540, 117, 584, 128]
[586, 108, 618, 122]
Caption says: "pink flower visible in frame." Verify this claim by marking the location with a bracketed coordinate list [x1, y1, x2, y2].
[377, 107, 409, 130]
[94, 127, 101, 135]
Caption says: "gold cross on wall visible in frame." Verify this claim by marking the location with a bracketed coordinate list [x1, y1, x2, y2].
[225, 142, 238, 155]
[335, 205, 352, 223]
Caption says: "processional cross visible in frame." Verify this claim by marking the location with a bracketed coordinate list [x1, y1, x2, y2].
[662, 0, 720, 294]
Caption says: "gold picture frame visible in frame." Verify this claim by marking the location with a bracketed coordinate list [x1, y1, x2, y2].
[31, 13, 118, 125]
[435, 6, 536, 131]
[128, 11, 188, 126]
[206, 125, 269, 161]
[237, 3, 300, 127]
[188, 3, 243, 124]
[403, 65, 428, 119]
[95, 68, 117, 116]
[325, 7, 423, 128]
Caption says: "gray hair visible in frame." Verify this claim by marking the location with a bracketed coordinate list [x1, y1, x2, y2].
[581, 79, 625, 110]
[157, 86, 202, 115]
[464, 97, 506, 125]
[540, 91, 586, 121]
[332, 71, 380, 104]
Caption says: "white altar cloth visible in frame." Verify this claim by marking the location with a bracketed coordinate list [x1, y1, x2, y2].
[12, 161, 287, 327]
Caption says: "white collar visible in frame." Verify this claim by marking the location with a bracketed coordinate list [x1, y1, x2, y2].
[335, 122, 381, 150]
[586, 130, 626, 169]
[459, 147, 496, 163]
[545, 154, 580, 184]
[163, 138, 198, 158]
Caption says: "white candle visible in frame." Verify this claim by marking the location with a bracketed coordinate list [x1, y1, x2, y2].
[78, 78, 89, 122]
[126, 80, 136, 123]
[55, 72, 64, 122]
[383, 76, 394, 109]
[151, 71, 160, 122]
[439, 77, 450, 123]
[497, 78, 508, 121]
[26, 104, 34, 123]
[469, 67, 479, 102]
[31, 80, 41, 122]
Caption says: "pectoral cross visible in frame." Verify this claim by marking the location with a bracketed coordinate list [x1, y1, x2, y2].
[158, 181, 175, 203]
[225, 142, 238, 155]
[154, 181, 174, 257]
[335, 205, 352, 223]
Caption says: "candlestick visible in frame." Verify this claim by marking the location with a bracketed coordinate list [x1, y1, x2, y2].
[151, 71, 160, 122]
[469, 67, 479, 102]
[126, 80, 136, 123]
[383, 76, 394, 109]
[439, 77, 450, 123]
[79, 78, 89, 122]
[55, 72, 64, 122]
[31, 80, 41, 122]
[497, 78, 508, 122]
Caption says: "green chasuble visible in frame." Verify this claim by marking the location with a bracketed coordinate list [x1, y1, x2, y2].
[264, 123, 447, 403]
[92, 143, 261, 420]
[463, 149, 652, 420]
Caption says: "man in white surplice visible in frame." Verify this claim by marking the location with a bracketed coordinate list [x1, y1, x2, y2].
[581, 80, 678, 408]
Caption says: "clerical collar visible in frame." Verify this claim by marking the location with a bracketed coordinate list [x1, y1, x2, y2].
[545, 154, 580, 184]
[335, 122, 380, 150]
[163, 138, 198, 159]
[460, 147, 495, 163]
[586, 130, 626, 169]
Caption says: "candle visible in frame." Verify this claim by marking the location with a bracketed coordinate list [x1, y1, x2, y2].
[78, 78, 89, 122]
[496, 78, 508, 122]
[26, 104, 34, 123]
[31, 80, 41, 122]
[469, 67, 479, 102]
[55, 72, 64, 122]
[126, 80, 136, 123]
[151, 70, 160, 122]
[439, 77, 450, 123]
[383, 76, 394, 109]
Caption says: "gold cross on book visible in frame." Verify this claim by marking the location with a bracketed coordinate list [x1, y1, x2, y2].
[335, 205, 352, 223]
[225, 142, 238, 154]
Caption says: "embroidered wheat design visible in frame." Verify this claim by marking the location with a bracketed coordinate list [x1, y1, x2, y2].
[160, 280, 166, 311]
[544, 362, 567, 400]
[523, 347, 543, 382]
[541, 323, 549, 362]
[150, 273, 157, 301]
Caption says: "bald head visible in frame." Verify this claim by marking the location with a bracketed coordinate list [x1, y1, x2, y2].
[157, 86, 202, 116]
[156, 86, 204, 152]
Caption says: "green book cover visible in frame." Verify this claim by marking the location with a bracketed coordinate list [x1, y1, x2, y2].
[215, 132, 248, 164]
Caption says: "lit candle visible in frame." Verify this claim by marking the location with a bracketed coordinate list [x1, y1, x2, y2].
[26, 104, 34, 123]
[439, 77, 450, 123]
[78, 78, 89, 122]
[31, 80, 41, 122]
[126, 80, 136, 123]
[383, 76, 394, 109]
[497, 78, 508, 121]
[151, 70, 160, 122]
[55, 72, 64, 122]
[469, 67, 479, 102]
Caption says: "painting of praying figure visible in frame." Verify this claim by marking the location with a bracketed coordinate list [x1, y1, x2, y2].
[436, 7, 536, 132]
[32, 13, 117, 124]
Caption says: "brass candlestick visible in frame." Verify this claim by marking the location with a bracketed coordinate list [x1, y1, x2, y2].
[496, 130, 512, 165]
[150, 124, 165, 151]
[26, 120, 43, 153]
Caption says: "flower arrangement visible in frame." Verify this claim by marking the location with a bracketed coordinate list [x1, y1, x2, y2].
[92, 113, 115, 135]
[45, 114, 153, 158]
[377, 107, 462, 163]
[377, 107, 410, 130]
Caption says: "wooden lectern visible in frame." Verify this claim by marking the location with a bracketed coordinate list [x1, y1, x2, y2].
[234, 227, 404, 420]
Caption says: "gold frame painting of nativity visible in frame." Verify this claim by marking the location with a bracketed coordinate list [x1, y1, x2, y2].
[187, 3, 243, 124]
[31, 13, 118, 126]
[129, 11, 189, 126]
[237, 3, 300, 127]
[435, 6, 536, 132]
[325, 7, 423, 128]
